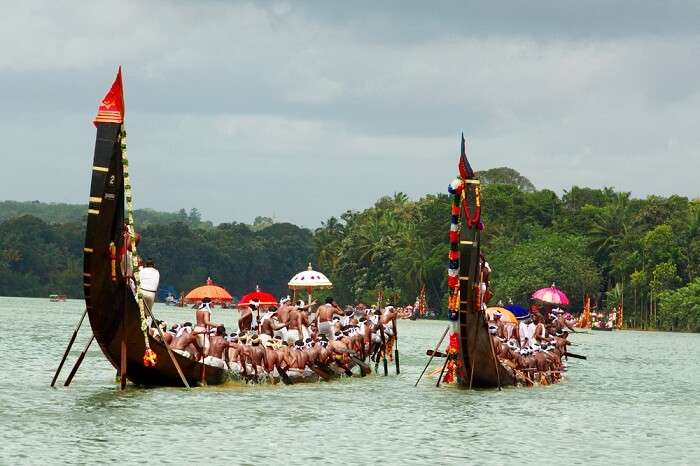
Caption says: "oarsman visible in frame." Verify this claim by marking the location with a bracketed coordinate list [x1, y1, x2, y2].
[194, 298, 222, 354]
[226, 333, 242, 371]
[533, 315, 548, 345]
[259, 308, 286, 344]
[316, 297, 345, 340]
[204, 326, 230, 369]
[238, 300, 258, 333]
[138, 258, 160, 312]
[262, 338, 283, 378]
[285, 302, 305, 344]
[242, 334, 266, 380]
[171, 324, 204, 360]
[273, 298, 294, 341]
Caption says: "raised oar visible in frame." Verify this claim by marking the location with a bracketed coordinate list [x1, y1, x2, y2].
[392, 318, 400, 374]
[565, 352, 587, 360]
[378, 323, 388, 376]
[142, 301, 190, 389]
[63, 334, 95, 387]
[51, 308, 88, 387]
[414, 325, 449, 387]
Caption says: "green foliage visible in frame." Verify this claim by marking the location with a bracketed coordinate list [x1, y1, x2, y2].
[1, 166, 698, 332]
[479, 167, 535, 192]
[488, 232, 600, 307]
[658, 279, 700, 332]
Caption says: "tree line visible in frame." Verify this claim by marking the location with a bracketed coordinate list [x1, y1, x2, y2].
[1, 169, 698, 332]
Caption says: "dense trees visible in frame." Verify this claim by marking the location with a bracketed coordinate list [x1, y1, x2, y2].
[1, 169, 698, 331]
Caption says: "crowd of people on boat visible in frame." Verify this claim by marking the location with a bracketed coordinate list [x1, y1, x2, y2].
[487, 306, 576, 385]
[148, 296, 400, 383]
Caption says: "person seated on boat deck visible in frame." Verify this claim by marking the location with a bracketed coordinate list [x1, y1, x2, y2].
[204, 325, 231, 369]
[316, 297, 344, 341]
[238, 300, 258, 333]
[137, 259, 159, 312]
[171, 324, 204, 360]
[194, 298, 222, 352]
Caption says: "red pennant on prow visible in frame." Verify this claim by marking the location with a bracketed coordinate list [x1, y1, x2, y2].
[93, 66, 125, 127]
[458, 132, 474, 180]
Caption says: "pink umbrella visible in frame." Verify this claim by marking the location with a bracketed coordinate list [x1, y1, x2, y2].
[531, 283, 570, 305]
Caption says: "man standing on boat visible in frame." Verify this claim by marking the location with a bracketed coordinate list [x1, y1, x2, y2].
[138, 259, 159, 313]
[316, 297, 344, 340]
[194, 298, 222, 354]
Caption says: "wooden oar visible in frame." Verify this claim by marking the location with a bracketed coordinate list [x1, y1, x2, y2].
[392, 318, 400, 374]
[378, 324, 388, 376]
[426, 349, 447, 358]
[565, 352, 587, 360]
[51, 308, 88, 387]
[435, 353, 450, 387]
[142, 301, 190, 389]
[64, 335, 95, 387]
[414, 325, 449, 387]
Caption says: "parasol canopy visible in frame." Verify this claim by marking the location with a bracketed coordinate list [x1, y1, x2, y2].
[184, 277, 233, 303]
[288, 263, 333, 291]
[532, 283, 570, 306]
[485, 307, 518, 324]
[505, 304, 531, 321]
[238, 285, 277, 307]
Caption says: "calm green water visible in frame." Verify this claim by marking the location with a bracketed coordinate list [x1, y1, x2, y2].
[1, 297, 698, 465]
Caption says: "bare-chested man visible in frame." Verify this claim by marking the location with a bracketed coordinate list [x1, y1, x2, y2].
[238, 301, 258, 333]
[171, 325, 204, 360]
[316, 297, 345, 340]
[194, 298, 222, 355]
[260, 308, 287, 343]
[285, 303, 305, 344]
[204, 326, 231, 369]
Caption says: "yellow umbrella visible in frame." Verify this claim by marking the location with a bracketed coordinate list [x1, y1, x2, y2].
[485, 307, 518, 324]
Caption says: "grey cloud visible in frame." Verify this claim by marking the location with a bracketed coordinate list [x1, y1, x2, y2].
[0, 1, 698, 227]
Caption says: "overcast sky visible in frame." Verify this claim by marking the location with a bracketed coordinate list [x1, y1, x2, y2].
[1, 1, 698, 226]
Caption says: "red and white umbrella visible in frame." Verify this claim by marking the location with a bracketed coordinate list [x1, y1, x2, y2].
[531, 284, 570, 306]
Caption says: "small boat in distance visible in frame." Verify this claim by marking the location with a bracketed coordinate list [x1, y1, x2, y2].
[49, 294, 67, 302]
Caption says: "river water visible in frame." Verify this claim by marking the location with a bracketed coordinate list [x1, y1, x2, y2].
[1, 297, 698, 465]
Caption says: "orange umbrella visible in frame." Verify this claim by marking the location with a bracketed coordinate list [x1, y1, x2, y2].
[485, 307, 518, 324]
[184, 277, 233, 303]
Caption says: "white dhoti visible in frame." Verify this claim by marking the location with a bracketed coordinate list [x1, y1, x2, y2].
[318, 320, 334, 340]
[302, 325, 310, 340]
[273, 325, 287, 342]
[138, 289, 156, 312]
[193, 326, 210, 352]
[173, 348, 191, 359]
[286, 329, 300, 343]
[203, 355, 227, 369]
[260, 334, 272, 345]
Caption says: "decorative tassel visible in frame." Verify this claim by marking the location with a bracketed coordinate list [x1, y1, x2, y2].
[143, 348, 157, 367]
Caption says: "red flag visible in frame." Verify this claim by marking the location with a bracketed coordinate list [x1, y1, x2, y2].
[458, 133, 474, 180]
[93, 66, 124, 127]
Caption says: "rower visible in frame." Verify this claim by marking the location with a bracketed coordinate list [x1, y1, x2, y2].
[204, 325, 229, 369]
[316, 297, 344, 340]
[238, 300, 258, 333]
[194, 297, 222, 353]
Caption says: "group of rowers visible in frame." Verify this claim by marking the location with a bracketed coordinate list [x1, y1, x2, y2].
[149, 296, 399, 383]
[487, 306, 577, 385]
